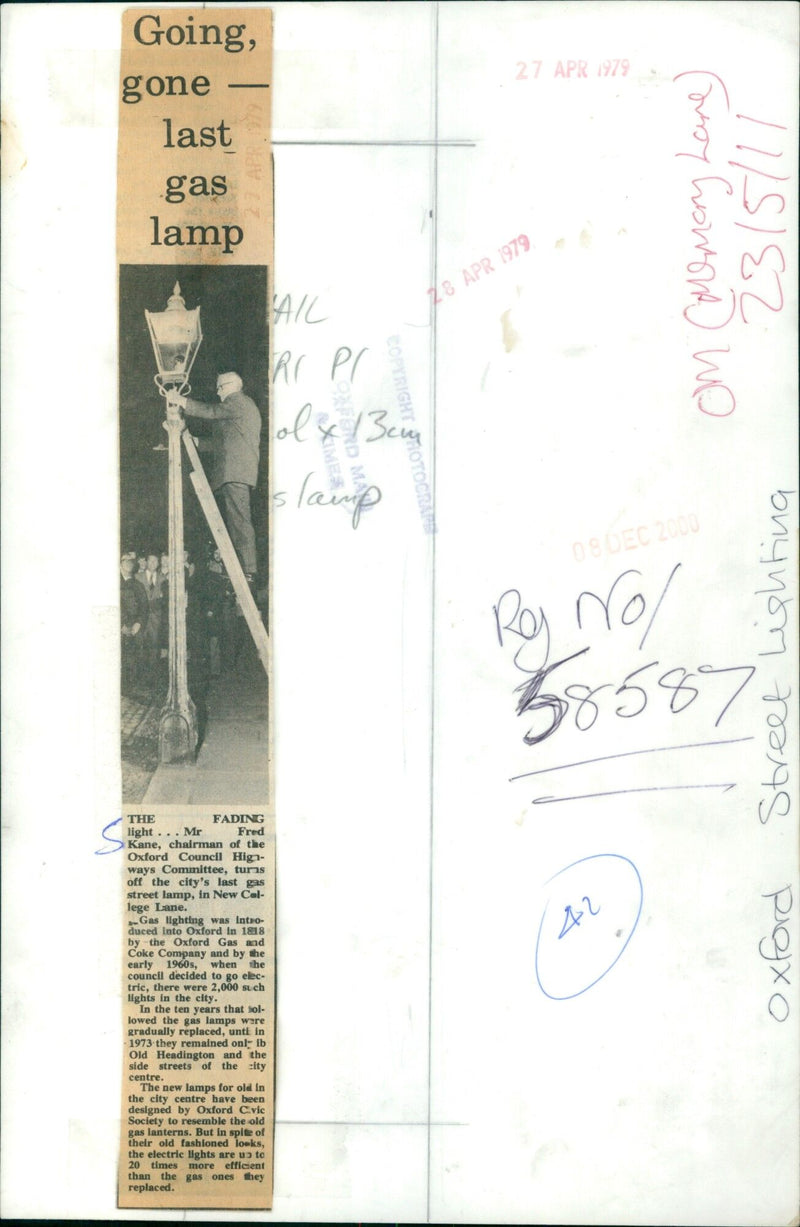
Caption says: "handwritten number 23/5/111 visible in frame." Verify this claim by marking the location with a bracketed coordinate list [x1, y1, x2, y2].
[733, 119, 788, 326]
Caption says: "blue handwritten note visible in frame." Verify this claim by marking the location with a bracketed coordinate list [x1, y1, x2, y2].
[95, 817, 124, 856]
[535, 854, 643, 999]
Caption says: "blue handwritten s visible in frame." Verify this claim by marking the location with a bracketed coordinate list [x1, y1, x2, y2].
[95, 817, 124, 855]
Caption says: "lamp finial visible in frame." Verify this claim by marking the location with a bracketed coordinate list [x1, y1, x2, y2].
[167, 282, 186, 311]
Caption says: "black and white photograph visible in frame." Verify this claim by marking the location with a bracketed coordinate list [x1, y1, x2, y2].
[118, 264, 270, 803]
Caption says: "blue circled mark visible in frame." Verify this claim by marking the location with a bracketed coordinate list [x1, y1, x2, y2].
[95, 817, 124, 855]
[535, 853, 643, 1000]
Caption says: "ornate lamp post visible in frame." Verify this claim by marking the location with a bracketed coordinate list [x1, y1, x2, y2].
[145, 282, 203, 763]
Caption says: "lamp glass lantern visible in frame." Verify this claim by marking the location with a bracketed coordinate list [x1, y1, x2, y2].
[145, 281, 202, 394]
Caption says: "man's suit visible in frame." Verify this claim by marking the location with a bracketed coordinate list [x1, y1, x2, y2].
[121, 574, 149, 631]
[136, 568, 165, 607]
[136, 569, 165, 674]
[120, 574, 149, 694]
[183, 389, 261, 491]
[183, 389, 262, 575]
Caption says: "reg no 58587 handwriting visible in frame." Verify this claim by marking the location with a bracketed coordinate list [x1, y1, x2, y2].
[493, 564, 755, 748]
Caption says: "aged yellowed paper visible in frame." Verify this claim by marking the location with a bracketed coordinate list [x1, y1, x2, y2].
[116, 7, 274, 1208]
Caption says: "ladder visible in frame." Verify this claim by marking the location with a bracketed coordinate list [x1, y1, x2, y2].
[181, 428, 270, 675]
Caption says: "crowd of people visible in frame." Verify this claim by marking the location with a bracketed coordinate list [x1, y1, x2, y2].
[120, 543, 251, 701]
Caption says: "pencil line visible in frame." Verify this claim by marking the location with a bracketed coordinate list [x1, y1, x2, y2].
[509, 736, 754, 782]
[275, 1120, 466, 1127]
[532, 781, 737, 805]
[272, 139, 474, 147]
[638, 561, 681, 649]
[426, 7, 440, 1222]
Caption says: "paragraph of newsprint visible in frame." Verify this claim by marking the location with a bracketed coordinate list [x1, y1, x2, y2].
[120, 808, 274, 1208]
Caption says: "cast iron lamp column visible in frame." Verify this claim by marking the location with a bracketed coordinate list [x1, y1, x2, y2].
[159, 393, 197, 762]
[145, 283, 203, 764]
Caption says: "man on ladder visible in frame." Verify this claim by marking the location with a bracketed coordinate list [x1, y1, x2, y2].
[168, 370, 269, 678]
[171, 371, 261, 586]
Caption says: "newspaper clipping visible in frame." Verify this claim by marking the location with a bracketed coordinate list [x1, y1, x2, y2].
[116, 7, 274, 1209]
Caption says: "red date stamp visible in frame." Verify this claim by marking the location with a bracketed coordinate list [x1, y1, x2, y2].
[428, 234, 530, 305]
[515, 59, 630, 80]
[572, 514, 700, 562]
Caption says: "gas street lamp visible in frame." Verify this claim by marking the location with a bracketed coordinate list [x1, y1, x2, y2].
[145, 281, 203, 389]
[145, 282, 201, 763]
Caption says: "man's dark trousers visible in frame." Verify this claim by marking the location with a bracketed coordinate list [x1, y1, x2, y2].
[217, 481, 257, 575]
